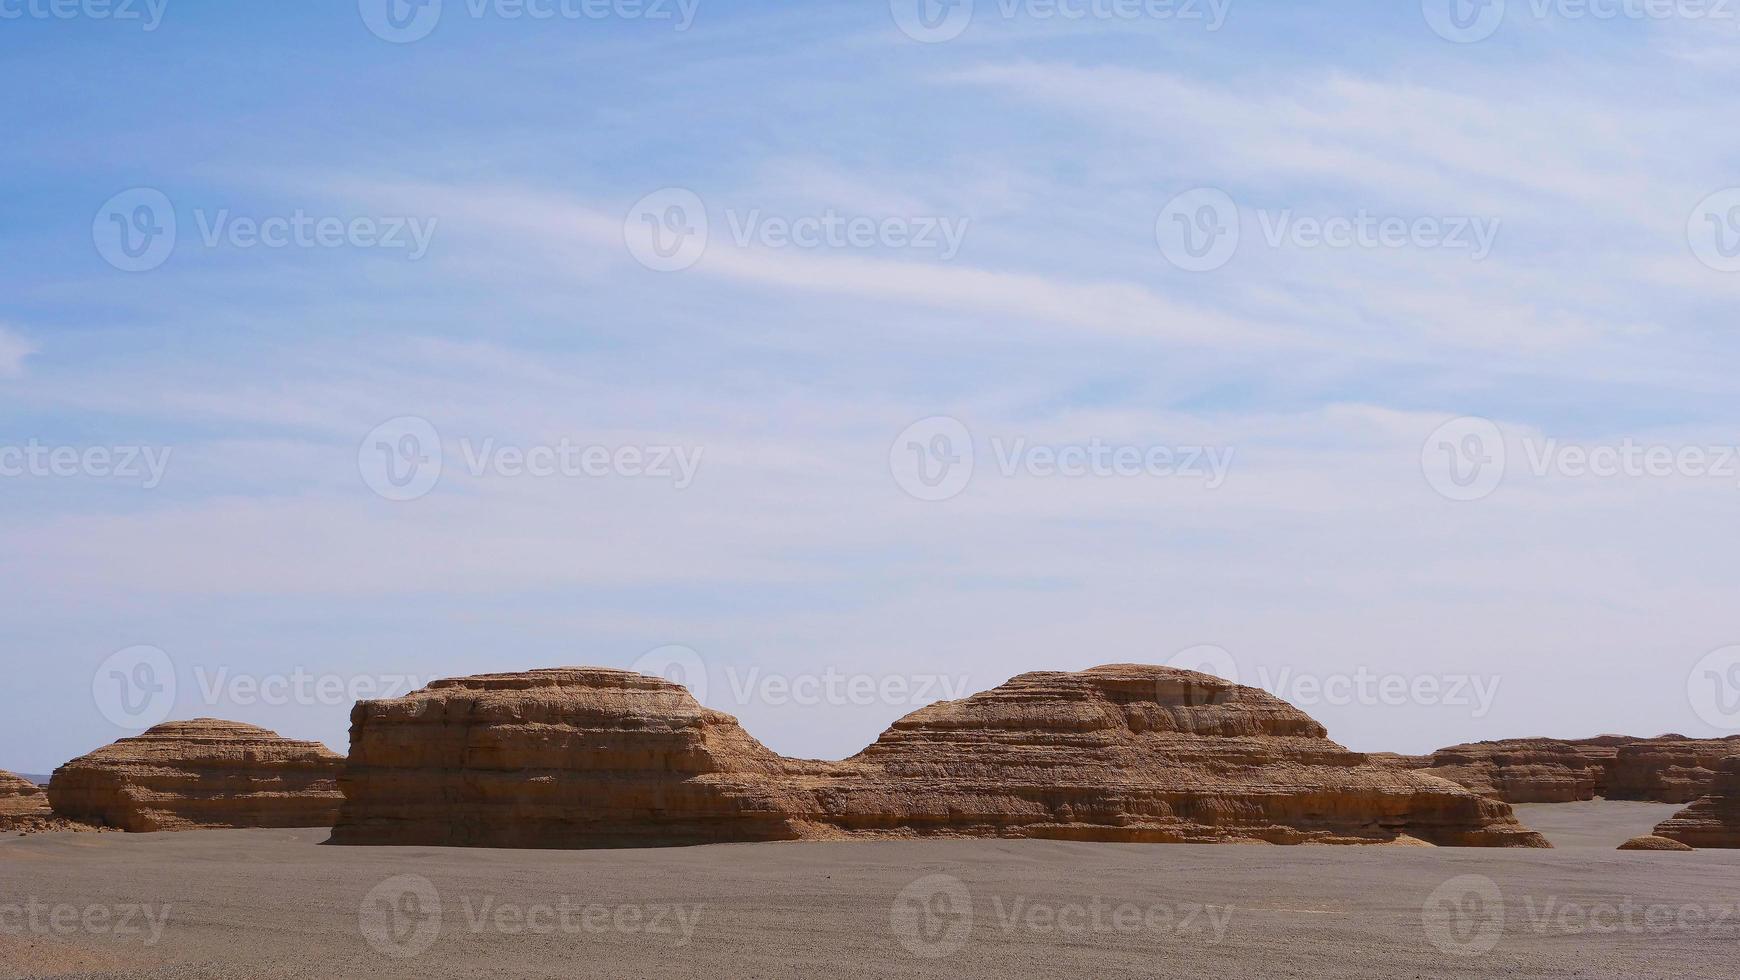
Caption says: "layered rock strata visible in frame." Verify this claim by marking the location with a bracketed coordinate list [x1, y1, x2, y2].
[1652, 756, 1740, 848]
[1407, 735, 1740, 804]
[331, 665, 1548, 849]
[48, 720, 345, 832]
[0, 770, 53, 830]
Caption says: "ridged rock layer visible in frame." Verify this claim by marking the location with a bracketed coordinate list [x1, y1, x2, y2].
[1405, 736, 1740, 804]
[48, 720, 345, 832]
[331, 665, 1548, 849]
[0, 770, 53, 830]
[1653, 756, 1740, 848]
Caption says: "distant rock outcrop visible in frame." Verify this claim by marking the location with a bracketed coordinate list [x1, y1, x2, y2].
[1406, 735, 1740, 804]
[0, 769, 53, 830]
[331, 665, 1548, 849]
[47, 720, 345, 832]
[1652, 756, 1740, 848]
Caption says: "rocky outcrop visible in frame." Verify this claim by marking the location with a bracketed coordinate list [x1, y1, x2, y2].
[48, 720, 345, 832]
[1607, 738, 1740, 803]
[1409, 735, 1740, 804]
[0, 770, 53, 830]
[1618, 835, 1693, 851]
[331, 665, 1548, 849]
[1652, 756, 1740, 848]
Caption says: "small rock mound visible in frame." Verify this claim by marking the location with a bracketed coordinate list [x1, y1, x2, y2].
[331, 664, 1549, 849]
[48, 719, 345, 832]
[0, 769, 54, 830]
[1618, 835, 1693, 852]
[1652, 756, 1740, 848]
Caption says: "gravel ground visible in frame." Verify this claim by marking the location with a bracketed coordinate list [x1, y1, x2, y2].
[1, 804, 1732, 979]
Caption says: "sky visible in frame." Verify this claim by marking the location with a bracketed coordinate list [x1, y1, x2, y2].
[4, 0, 1740, 774]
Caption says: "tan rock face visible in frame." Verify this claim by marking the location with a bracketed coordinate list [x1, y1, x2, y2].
[1408, 735, 1740, 804]
[1653, 756, 1740, 848]
[0, 770, 53, 830]
[331, 665, 1548, 849]
[1618, 834, 1694, 852]
[47, 719, 345, 832]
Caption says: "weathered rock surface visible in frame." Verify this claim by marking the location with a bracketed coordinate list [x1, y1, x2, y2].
[0, 769, 53, 830]
[331, 665, 1548, 849]
[48, 720, 345, 832]
[1653, 756, 1740, 848]
[1409, 735, 1740, 804]
[1618, 834, 1694, 852]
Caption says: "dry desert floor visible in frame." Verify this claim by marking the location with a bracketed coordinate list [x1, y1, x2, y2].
[1, 801, 1733, 979]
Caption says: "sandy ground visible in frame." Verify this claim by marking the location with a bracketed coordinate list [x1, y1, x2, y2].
[1, 804, 1733, 980]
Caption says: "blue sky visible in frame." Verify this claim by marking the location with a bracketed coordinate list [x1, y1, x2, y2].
[4, 1, 1740, 773]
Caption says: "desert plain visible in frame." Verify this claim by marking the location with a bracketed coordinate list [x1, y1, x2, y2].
[1, 801, 1734, 980]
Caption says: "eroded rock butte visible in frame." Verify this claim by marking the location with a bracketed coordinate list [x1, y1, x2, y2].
[330, 665, 1548, 848]
[0, 769, 53, 831]
[48, 719, 345, 832]
[1652, 756, 1740, 848]
[1392, 735, 1740, 804]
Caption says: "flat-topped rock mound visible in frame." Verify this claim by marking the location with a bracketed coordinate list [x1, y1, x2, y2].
[331, 664, 1548, 849]
[1652, 756, 1740, 848]
[1409, 735, 1740, 804]
[0, 769, 53, 830]
[1618, 835, 1694, 852]
[48, 719, 345, 832]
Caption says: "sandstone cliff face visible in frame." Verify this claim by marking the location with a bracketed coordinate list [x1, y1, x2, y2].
[1408, 735, 1740, 804]
[0, 770, 52, 830]
[48, 720, 345, 832]
[1653, 756, 1740, 848]
[331, 665, 1548, 849]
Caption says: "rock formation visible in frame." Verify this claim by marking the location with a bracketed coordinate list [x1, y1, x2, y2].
[48, 719, 345, 832]
[1406, 735, 1740, 804]
[1618, 834, 1693, 851]
[1652, 756, 1740, 848]
[331, 665, 1548, 849]
[0, 769, 53, 830]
